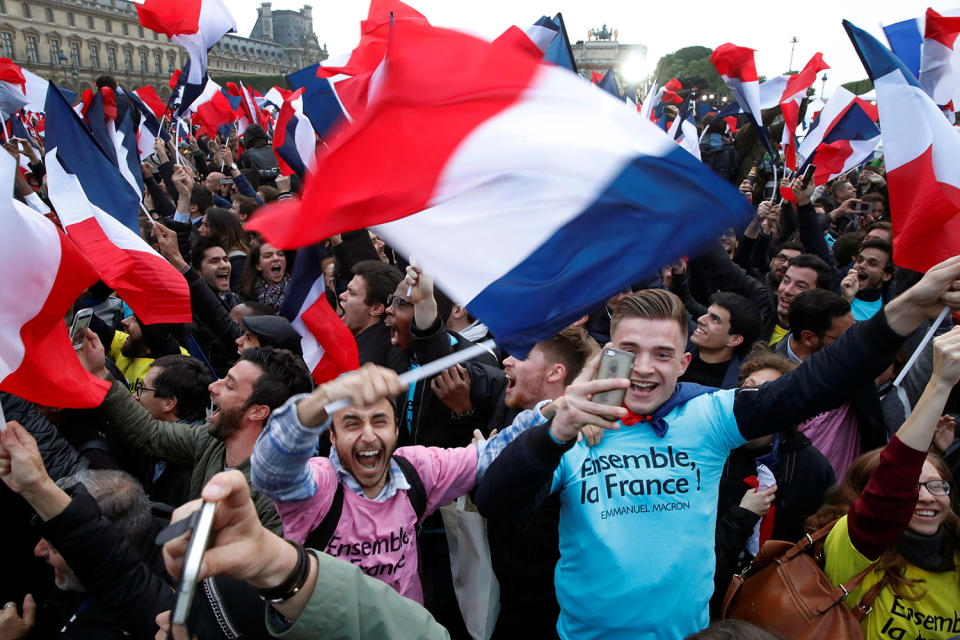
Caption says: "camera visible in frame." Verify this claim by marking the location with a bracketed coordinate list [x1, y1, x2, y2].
[257, 167, 280, 180]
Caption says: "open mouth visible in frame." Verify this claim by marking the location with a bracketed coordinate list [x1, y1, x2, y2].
[693, 326, 706, 337]
[630, 381, 657, 397]
[354, 449, 382, 472]
[915, 509, 938, 518]
[505, 372, 516, 393]
[208, 398, 220, 422]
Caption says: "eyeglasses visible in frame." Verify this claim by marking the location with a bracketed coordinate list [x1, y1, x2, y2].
[919, 480, 951, 496]
[134, 379, 156, 398]
[386, 294, 413, 308]
[772, 254, 792, 264]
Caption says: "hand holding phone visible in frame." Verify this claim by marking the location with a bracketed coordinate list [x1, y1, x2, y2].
[69, 309, 93, 350]
[592, 347, 636, 408]
[171, 501, 216, 626]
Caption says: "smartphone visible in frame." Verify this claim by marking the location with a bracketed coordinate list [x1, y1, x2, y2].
[218, 178, 234, 184]
[592, 347, 635, 407]
[172, 501, 216, 626]
[853, 201, 875, 215]
[763, 180, 776, 201]
[69, 308, 93, 350]
[800, 164, 816, 189]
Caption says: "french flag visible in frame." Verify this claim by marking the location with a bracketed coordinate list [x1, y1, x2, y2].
[189, 78, 237, 139]
[249, 22, 752, 357]
[137, 0, 236, 116]
[778, 53, 830, 170]
[226, 81, 268, 130]
[43, 85, 191, 324]
[845, 19, 960, 273]
[711, 44, 773, 153]
[134, 86, 167, 120]
[273, 88, 317, 178]
[883, 16, 924, 79]
[526, 13, 577, 72]
[920, 8, 960, 116]
[124, 87, 171, 160]
[796, 86, 879, 187]
[280, 243, 359, 384]
[0, 152, 111, 408]
[0, 58, 27, 119]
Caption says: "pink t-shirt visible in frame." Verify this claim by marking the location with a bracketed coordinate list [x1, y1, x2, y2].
[276, 444, 479, 603]
[798, 403, 860, 479]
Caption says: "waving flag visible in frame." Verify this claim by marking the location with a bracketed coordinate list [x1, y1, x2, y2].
[134, 86, 167, 120]
[712, 44, 772, 153]
[226, 80, 268, 130]
[281, 244, 358, 384]
[883, 17, 924, 79]
[0, 153, 110, 408]
[845, 19, 960, 273]
[43, 86, 191, 324]
[125, 88, 170, 160]
[797, 86, 879, 186]
[527, 13, 577, 72]
[189, 78, 236, 138]
[0, 58, 27, 118]
[596, 70, 620, 98]
[273, 88, 317, 177]
[249, 22, 752, 357]
[920, 8, 960, 115]
[138, 0, 236, 115]
[779, 53, 830, 170]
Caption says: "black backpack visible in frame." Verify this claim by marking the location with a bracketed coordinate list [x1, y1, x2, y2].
[304, 455, 427, 550]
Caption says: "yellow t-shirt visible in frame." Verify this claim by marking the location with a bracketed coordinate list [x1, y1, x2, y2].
[768, 322, 789, 346]
[109, 331, 189, 391]
[824, 516, 960, 639]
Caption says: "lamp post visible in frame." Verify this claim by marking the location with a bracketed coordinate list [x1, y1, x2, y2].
[821, 73, 828, 99]
[788, 36, 799, 73]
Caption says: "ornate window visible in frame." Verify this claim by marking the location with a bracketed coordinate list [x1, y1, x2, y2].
[107, 46, 117, 70]
[0, 33, 12, 58]
[154, 51, 161, 73]
[139, 51, 147, 72]
[122, 22, 128, 36]
[25, 35, 38, 62]
[70, 42, 80, 66]
[45, 7, 53, 22]
[123, 49, 132, 71]
[67, 12, 74, 26]
[105, 19, 112, 33]
[48, 39, 60, 63]
[21, 2, 29, 18]
[89, 44, 99, 68]
[87, 16, 94, 29]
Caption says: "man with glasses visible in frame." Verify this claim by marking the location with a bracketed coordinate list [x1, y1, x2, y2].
[133, 355, 212, 505]
[766, 240, 803, 290]
[774, 289, 886, 478]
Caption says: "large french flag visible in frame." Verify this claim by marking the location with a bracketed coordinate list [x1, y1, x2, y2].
[137, 0, 236, 116]
[273, 88, 317, 178]
[779, 53, 830, 170]
[796, 86, 880, 186]
[249, 22, 752, 357]
[43, 85, 191, 324]
[280, 243, 359, 384]
[846, 19, 960, 273]
[0, 152, 111, 408]
[189, 78, 237, 139]
[711, 43, 773, 153]
[920, 8, 960, 114]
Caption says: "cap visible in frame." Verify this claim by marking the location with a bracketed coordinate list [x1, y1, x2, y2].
[242, 315, 302, 355]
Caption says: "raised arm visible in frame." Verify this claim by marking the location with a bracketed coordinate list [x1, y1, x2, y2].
[734, 257, 960, 440]
[847, 326, 960, 559]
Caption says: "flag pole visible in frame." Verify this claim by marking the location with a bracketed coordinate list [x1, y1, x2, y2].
[322, 339, 497, 416]
[894, 306, 951, 387]
[175, 117, 183, 165]
[0, 112, 8, 143]
[139, 201, 157, 227]
[0, 401, 6, 432]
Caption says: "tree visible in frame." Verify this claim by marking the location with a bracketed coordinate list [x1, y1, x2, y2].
[841, 78, 874, 95]
[652, 46, 731, 100]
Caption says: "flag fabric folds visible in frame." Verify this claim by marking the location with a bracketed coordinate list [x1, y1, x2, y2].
[43, 85, 191, 324]
[280, 244, 359, 384]
[0, 58, 27, 118]
[0, 151, 111, 408]
[249, 22, 752, 357]
[134, 86, 167, 120]
[845, 19, 960, 273]
[711, 44, 773, 153]
[920, 8, 960, 113]
[883, 17, 924, 79]
[797, 86, 880, 187]
[273, 88, 317, 178]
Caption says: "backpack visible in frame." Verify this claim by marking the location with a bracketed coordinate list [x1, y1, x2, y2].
[304, 455, 427, 551]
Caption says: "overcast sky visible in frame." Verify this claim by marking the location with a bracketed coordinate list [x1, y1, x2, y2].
[232, 0, 944, 96]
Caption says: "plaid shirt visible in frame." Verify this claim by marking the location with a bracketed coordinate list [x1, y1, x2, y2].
[252, 394, 550, 503]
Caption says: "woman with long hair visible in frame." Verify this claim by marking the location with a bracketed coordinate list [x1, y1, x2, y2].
[199, 207, 250, 290]
[238, 242, 289, 313]
[807, 326, 960, 639]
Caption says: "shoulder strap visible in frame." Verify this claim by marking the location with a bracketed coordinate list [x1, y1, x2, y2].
[393, 454, 427, 520]
[848, 566, 888, 621]
[304, 482, 344, 551]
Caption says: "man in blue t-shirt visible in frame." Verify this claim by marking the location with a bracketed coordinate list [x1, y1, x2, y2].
[475, 258, 960, 640]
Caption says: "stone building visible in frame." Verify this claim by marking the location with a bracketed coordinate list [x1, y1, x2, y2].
[571, 25, 647, 93]
[0, 0, 326, 99]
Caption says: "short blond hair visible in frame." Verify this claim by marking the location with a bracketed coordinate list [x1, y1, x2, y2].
[611, 289, 688, 337]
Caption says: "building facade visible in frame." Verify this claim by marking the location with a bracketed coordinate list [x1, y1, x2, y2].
[0, 0, 326, 99]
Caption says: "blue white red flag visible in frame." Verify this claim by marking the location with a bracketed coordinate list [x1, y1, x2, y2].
[0, 152, 110, 408]
[796, 86, 879, 187]
[280, 244, 359, 383]
[124, 87, 171, 160]
[845, 19, 960, 273]
[779, 53, 830, 170]
[249, 22, 752, 357]
[273, 88, 317, 178]
[920, 8, 960, 116]
[711, 44, 773, 153]
[883, 16, 924, 78]
[43, 85, 191, 324]
[137, 0, 236, 116]
[526, 13, 577, 72]
[189, 78, 237, 139]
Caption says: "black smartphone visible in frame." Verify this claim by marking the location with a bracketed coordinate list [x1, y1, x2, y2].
[800, 164, 816, 189]
[172, 501, 216, 626]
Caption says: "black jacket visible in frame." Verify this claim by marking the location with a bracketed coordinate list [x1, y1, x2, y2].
[476, 309, 903, 519]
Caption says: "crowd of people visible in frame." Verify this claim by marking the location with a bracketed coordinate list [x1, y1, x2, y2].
[0, 71, 959, 640]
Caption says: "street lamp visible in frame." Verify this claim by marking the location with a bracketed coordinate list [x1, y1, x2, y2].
[820, 73, 828, 98]
[788, 36, 798, 73]
[72, 67, 78, 79]
[168, 64, 175, 74]
[57, 51, 67, 65]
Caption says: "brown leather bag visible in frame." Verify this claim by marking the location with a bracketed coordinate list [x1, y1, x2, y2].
[721, 520, 888, 640]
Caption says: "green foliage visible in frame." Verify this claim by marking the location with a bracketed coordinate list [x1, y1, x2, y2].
[210, 74, 291, 93]
[652, 46, 731, 99]
[841, 78, 874, 95]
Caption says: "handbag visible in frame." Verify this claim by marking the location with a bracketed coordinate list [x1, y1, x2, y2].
[439, 495, 500, 640]
[721, 520, 888, 640]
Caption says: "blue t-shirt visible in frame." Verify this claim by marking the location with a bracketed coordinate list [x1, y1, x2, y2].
[851, 295, 883, 322]
[549, 389, 745, 640]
